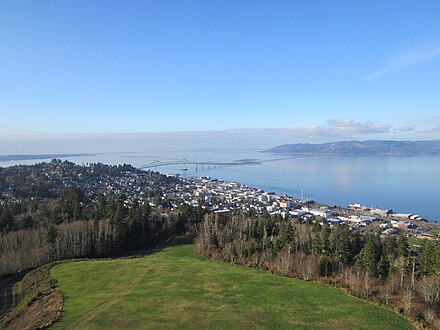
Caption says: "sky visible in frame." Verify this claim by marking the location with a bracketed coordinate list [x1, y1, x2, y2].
[1, 1, 440, 152]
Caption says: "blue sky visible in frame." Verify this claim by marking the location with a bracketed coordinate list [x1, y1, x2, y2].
[1, 0, 440, 148]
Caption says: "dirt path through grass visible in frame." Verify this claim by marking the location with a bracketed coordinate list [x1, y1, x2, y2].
[67, 263, 156, 329]
[52, 244, 414, 329]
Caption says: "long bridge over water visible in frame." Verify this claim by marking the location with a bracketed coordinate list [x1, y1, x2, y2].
[139, 158, 261, 169]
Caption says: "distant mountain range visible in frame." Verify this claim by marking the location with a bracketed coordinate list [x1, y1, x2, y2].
[264, 140, 440, 155]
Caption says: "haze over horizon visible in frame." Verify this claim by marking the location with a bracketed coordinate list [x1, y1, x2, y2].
[1, 1, 440, 153]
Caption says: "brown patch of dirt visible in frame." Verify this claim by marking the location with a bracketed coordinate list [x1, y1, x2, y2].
[287, 317, 301, 325]
[6, 289, 63, 330]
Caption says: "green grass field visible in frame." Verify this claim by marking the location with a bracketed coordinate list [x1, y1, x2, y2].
[429, 228, 440, 235]
[408, 236, 424, 246]
[51, 244, 414, 329]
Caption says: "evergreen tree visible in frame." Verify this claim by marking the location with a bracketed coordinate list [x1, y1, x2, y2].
[312, 222, 323, 255]
[382, 235, 397, 260]
[106, 193, 117, 219]
[377, 255, 391, 280]
[418, 240, 440, 276]
[97, 192, 106, 219]
[336, 225, 353, 265]
[46, 225, 58, 245]
[110, 194, 128, 248]
[275, 221, 295, 252]
[355, 231, 382, 276]
[321, 224, 331, 255]
[396, 234, 409, 258]
[0, 206, 14, 232]
[318, 255, 332, 277]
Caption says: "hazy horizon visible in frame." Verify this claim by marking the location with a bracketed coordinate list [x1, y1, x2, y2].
[1, 1, 440, 149]
[1, 126, 440, 155]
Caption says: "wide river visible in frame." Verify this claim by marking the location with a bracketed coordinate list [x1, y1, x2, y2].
[1, 148, 439, 221]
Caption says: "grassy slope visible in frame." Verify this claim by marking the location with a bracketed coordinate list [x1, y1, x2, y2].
[1, 263, 62, 329]
[51, 245, 413, 330]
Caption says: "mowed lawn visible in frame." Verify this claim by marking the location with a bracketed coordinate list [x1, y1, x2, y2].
[51, 244, 413, 329]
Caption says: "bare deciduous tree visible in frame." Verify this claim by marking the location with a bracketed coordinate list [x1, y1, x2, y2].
[417, 275, 440, 307]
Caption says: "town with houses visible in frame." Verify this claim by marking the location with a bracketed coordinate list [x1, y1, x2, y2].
[169, 176, 439, 242]
[1, 160, 439, 244]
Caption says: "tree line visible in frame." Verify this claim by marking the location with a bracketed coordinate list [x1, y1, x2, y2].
[0, 160, 203, 277]
[0, 190, 206, 277]
[196, 213, 440, 328]
[1, 161, 439, 327]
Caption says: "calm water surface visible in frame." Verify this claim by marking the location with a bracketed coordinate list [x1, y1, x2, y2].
[1, 149, 439, 221]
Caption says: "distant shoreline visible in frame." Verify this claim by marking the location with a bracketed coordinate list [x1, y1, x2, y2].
[1, 152, 439, 220]
[0, 154, 96, 162]
[264, 139, 440, 155]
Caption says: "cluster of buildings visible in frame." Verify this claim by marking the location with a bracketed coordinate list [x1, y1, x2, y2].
[0, 187, 19, 206]
[165, 176, 421, 227]
[0, 161, 178, 208]
[162, 176, 440, 241]
[165, 176, 275, 213]
[2, 160, 438, 242]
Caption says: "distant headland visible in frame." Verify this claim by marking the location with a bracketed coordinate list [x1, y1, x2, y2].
[264, 140, 440, 155]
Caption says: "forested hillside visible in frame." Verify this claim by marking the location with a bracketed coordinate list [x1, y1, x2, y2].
[1, 160, 439, 328]
[265, 140, 440, 155]
[0, 160, 205, 275]
[196, 213, 440, 328]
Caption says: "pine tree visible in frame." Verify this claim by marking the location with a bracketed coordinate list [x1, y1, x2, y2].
[355, 231, 382, 276]
[336, 225, 353, 265]
[418, 240, 440, 276]
[318, 255, 332, 277]
[46, 225, 58, 245]
[0, 206, 14, 232]
[275, 221, 295, 252]
[396, 234, 409, 258]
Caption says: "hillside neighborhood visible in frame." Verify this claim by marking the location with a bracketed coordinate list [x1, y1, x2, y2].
[2, 160, 438, 243]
